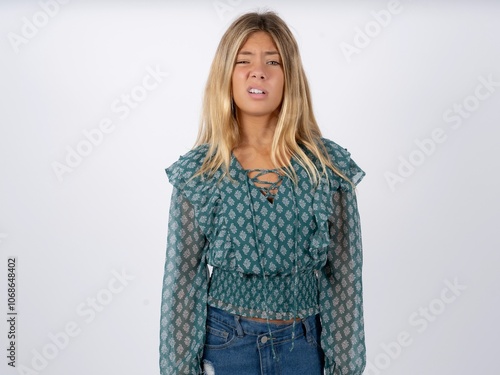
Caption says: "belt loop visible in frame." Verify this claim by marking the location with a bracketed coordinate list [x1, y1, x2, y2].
[301, 316, 313, 344]
[234, 315, 244, 337]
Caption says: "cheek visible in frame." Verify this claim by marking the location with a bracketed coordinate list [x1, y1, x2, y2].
[232, 70, 245, 86]
[232, 73, 245, 98]
[231, 74, 236, 91]
[275, 76, 285, 101]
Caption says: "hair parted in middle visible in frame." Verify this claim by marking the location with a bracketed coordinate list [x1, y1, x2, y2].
[194, 10, 349, 185]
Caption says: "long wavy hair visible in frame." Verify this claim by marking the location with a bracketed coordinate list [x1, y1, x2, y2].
[193, 11, 349, 185]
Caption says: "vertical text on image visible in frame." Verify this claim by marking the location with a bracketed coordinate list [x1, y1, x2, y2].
[6, 257, 18, 368]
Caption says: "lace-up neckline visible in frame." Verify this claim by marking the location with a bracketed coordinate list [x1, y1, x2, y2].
[231, 150, 293, 204]
[245, 168, 284, 203]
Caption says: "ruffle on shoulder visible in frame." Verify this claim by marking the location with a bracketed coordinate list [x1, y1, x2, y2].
[307, 138, 366, 267]
[320, 137, 365, 189]
[165, 144, 222, 241]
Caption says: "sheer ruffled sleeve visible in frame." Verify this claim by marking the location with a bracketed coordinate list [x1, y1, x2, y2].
[159, 185, 209, 375]
[317, 138, 366, 375]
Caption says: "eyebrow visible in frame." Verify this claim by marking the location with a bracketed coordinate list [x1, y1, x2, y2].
[237, 50, 280, 56]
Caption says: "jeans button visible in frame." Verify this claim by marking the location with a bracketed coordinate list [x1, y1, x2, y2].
[261, 336, 268, 344]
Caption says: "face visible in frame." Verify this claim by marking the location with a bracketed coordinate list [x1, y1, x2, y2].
[232, 31, 284, 121]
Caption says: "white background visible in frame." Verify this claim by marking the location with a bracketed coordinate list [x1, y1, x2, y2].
[1, 1, 499, 374]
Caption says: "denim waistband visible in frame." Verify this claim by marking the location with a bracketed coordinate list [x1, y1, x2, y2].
[206, 304, 321, 344]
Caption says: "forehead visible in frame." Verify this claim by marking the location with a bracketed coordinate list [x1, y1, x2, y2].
[238, 31, 279, 52]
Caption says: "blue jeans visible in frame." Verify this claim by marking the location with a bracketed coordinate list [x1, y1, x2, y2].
[202, 305, 325, 375]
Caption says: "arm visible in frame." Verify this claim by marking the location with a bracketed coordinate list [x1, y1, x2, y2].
[319, 187, 366, 375]
[159, 187, 209, 375]
[318, 149, 366, 375]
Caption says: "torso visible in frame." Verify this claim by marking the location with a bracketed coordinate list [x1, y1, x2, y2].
[231, 145, 301, 320]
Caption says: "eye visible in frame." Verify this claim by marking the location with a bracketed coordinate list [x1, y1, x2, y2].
[267, 61, 281, 66]
[235, 60, 249, 64]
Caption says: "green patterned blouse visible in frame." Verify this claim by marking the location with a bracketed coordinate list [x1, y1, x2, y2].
[159, 137, 366, 375]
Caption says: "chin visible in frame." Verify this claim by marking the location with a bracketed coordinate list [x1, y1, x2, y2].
[238, 106, 281, 118]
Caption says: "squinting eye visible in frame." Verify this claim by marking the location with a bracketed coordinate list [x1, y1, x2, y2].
[236, 60, 249, 64]
[267, 61, 280, 66]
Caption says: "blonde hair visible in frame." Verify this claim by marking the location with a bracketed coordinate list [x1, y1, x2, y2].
[194, 10, 349, 186]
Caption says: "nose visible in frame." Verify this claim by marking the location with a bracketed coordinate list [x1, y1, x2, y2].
[251, 71, 266, 79]
[250, 62, 266, 80]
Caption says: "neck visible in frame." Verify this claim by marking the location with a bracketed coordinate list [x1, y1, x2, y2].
[236, 111, 278, 147]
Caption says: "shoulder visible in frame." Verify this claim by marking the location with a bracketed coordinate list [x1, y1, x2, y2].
[318, 137, 366, 186]
[164, 143, 210, 188]
[319, 137, 351, 163]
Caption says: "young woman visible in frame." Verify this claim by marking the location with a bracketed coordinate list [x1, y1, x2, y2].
[159, 11, 366, 375]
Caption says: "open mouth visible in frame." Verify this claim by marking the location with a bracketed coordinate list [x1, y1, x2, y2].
[248, 87, 266, 95]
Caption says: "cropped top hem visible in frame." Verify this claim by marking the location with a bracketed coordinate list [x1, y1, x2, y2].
[207, 267, 320, 320]
[207, 298, 320, 321]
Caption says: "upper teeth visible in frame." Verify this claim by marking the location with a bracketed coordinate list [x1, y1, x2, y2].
[249, 88, 264, 94]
